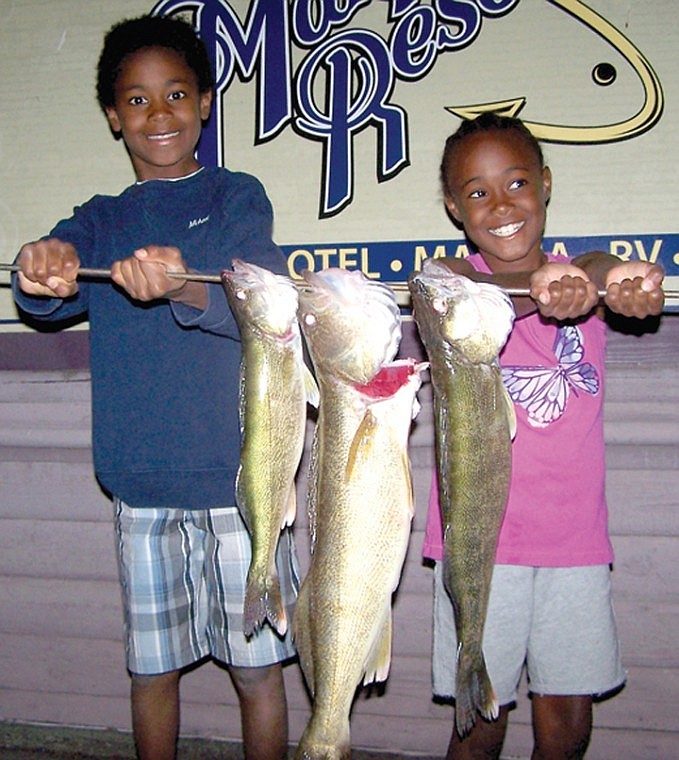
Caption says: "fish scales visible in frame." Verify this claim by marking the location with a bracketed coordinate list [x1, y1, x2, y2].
[409, 259, 515, 738]
[294, 268, 424, 759]
[222, 259, 314, 637]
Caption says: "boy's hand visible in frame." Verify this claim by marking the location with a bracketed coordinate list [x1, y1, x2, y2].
[529, 262, 599, 320]
[111, 246, 207, 310]
[111, 246, 189, 302]
[603, 261, 664, 318]
[16, 239, 80, 298]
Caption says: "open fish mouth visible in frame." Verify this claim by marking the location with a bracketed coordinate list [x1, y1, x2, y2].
[298, 268, 402, 384]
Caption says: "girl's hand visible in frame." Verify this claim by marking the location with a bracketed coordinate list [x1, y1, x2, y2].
[529, 262, 599, 320]
[16, 239, 80, 298]
[603, 262, 664, 318]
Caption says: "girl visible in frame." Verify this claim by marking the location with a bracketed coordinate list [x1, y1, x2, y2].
[426, 112, 664, 760]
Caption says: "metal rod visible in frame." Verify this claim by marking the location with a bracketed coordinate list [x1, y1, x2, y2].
[2, 263, 677, 302]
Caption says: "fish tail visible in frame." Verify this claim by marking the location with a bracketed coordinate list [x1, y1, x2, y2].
[294, 720, 350, 759]
[454, 645, 499, 738]
[243, 572, 288, 638]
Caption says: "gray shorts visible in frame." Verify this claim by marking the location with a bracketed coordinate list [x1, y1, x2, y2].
[114, 500, 299, 675]
[432, 563, 626, 705]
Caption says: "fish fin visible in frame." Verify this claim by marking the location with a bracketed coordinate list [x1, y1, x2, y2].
[500, 380, 517, 440]
[304, 364, 320, 408]
[234, 467, 251, 533]
[243, 571, 287, 638]
[306, 427, 320, 553]
[454, 643, 498, 738]
[282, 482, 296, 528]
[363, 612, 392, 686]
[292, 579, 314, 695]
[345, 409, 379, 483]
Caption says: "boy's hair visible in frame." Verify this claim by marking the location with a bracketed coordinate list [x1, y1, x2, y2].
[440, 112, 545, 196]
[96, 15, 215, 110]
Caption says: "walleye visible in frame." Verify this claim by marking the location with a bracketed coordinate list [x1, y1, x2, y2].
[222, 259, 317, 637]
[293, 268, 425, 759]
[408, 259, 516, 737]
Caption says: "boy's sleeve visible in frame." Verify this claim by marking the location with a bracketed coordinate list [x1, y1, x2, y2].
[11, 207, 95, 323]
[171, 172, 287, 337]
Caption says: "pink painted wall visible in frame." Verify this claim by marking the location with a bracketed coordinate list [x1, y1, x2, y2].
[1, 319, 678, 758]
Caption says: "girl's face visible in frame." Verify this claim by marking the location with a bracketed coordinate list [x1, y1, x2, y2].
[444, 129, 552, 273]
[105, 46, 212, 182]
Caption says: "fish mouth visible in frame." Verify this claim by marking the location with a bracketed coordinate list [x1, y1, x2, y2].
[489, 221, 524, 238]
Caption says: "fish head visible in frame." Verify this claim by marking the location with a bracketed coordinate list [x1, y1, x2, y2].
[408, 259, 514, 364]
[221, 259, 299, 339]
[297, 268, 401, 384]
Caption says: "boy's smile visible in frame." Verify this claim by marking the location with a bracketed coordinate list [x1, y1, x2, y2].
[444, 130, 551, 274]
[105, 46, 212, 181]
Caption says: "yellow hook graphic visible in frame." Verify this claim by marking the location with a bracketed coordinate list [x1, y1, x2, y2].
[446, 0, 664, 143]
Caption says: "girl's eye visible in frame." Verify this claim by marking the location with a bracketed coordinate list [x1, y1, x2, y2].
[129, 96, 147, 106]
[168, 90, 186, 101]
[469, 189, 486, 199]
[509, 178, 528, 190]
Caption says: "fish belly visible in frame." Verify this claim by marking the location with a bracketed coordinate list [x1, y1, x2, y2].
[294, 384, 415, 757]
[237, 337, 307, 636]
[433, 360, 512, 737]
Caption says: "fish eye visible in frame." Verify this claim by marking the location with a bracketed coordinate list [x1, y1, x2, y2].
[303, 313, 316, 327]
[235, 288, 248, 301]
[592, 62, 616, 86]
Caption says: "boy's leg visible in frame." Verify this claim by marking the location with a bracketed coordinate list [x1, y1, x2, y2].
[229, 663, 288, 760]
[531, 694, 592, 760]
[446, 706, 509, 760]
[130, 670, 181, 760]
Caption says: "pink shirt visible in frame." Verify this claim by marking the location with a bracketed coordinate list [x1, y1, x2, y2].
[423, 254, 614, 567]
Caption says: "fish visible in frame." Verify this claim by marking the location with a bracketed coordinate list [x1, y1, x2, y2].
[408, 259, 516, 737]
[221, 259, 318, 637]
[293, 267, 426, 759]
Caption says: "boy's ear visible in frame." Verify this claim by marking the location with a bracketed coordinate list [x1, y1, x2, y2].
[105, 106, 122, 135]
[200, 90, 213, 121]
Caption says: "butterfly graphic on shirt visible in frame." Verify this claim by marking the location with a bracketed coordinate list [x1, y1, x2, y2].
[501, 325, 600, 428]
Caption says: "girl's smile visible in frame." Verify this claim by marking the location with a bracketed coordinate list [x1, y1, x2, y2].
[444, 129, 551, 273]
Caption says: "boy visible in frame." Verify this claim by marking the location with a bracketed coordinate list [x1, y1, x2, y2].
[13, 15, 298, 760]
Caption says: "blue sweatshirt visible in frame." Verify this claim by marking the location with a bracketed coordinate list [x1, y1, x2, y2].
[13, 167, 287, 508]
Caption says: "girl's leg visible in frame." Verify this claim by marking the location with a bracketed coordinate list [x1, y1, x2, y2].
[446, 705, 509, 760]
[531, 694, 592, 760]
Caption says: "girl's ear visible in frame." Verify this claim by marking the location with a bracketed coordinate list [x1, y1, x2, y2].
[543, 166, 552, 203]
[105, 106, 122, 135]
[444, 195, 462, 223]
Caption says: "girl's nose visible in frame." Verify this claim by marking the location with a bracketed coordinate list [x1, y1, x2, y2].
[491, 192, 512, 215]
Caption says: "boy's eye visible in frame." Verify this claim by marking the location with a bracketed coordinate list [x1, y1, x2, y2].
[168, 90, 186, 101]
[469, 189, 486, 199]
[129, 96, 147, 106]
[509, 178, 528, 190]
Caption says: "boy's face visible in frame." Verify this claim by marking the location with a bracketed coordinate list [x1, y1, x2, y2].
[444, 130, 551, 274]
[105, 46, 212, 182]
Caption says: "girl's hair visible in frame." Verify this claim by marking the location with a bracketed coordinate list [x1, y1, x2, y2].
[440, 112, 545, 196]
[96, 15, 214, 110]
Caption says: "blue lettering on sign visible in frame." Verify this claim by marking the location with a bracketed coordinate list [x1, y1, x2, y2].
[151, 0, 520, 217]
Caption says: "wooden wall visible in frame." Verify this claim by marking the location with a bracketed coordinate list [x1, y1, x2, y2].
[1, 317, 678, 759]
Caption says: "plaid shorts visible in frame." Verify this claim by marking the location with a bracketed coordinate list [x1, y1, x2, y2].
[114, 499, 300, 675]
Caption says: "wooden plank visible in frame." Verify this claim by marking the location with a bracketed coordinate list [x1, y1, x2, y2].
[0, 519, 118, 582]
